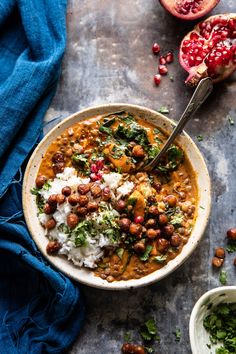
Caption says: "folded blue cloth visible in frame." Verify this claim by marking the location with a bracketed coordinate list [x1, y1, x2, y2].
[0, 1, 85, 353]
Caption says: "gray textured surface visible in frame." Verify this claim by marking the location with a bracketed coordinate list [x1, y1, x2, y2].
[46, 1, 236, 353]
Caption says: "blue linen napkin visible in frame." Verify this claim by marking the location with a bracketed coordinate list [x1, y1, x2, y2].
[0, 1, 85, 353]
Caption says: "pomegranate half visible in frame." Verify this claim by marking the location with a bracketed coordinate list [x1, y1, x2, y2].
[179, 14, 236, 86]
[159, 0, 220, 21]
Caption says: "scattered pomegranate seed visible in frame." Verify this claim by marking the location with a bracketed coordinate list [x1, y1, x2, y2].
[158, 64, 168, 75]
[159, 56, 166, 65]
[153, 74, 161, 85]
[96, 159, 104, 170]
[134, 216, 144, 224]
[165, 52, 174, 63]
[152, 42, 160, 55]
[90, 163, 98, 173]
[90, 173, 99, 181]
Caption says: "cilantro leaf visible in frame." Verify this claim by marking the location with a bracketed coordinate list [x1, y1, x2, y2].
[140, 318, 158, 342]
[219, 270, 227, 285]
[154, 255, 167, 263]
[174, 328, 181, 342]
[140, 245, 153, 261]
[158, 106, 169, 114]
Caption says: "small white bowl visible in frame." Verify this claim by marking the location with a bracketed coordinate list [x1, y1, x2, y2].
[189, 286, 236, 354]
[23, 103, 211, 290]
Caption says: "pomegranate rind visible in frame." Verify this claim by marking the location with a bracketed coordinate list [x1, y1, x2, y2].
[179, 13, 236, 86]
[159, 0, 220, 21]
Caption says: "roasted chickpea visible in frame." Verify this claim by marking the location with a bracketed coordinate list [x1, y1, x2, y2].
[46, 240, 61, 255]
[157, 238, 170, 252]
[121, 343, 145, 354]
[77, 207, 88, 216]
[53, 162, 65, 174]
[65, 148, 73, 157]
[170, 233, 182, 247]
[56, 194, 66, 205]
[129, 222, 142, 236]
[145, 218, 156, 229]
[45, 218, 56, 230]
[215, 247, 225, 259]
[119, 218, 131, 232]
[146, 228, 160, 239]
[52, 152, 65, 163]
[148, 205, 159, 216]
[165, 195, 177, 207]
[62, 186, 71, 196]
[35, 175, 47, 189]
[68, 194, 80, 206]
[78, 195, 89, 207]
[90, 184, 102, 198]
[162, 224, 175, 237]
[87, 201, 99, 212]
[227, 228, 236, 241]
[212, 256, 224, 268]
[133, 241, 146, 254]
[158, 213, 168, 225]
[77, 184, 90, 195]
[44, 203, 55, 215]
[47, 194, 57, 206]
[132, 145, 145, 158]
[67, 213, 79, 229]
[115, 199, 126, 212]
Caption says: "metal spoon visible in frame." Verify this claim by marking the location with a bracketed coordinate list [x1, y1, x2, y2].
[143, 77, 213, 172]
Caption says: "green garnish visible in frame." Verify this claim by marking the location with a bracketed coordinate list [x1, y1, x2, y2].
[140, 245, 153, 261]
[158, 106, 169, 114]
[145, 347, 154, 353]
[148, 145, 160, 159]
[197, 135, 203, 142]
[124, 332, 132, 342]
[127, 197, 137, 207]
[99, 125, 113, 135]
[170, 213, 184, 226]
[154, 255, 167, 263]
[226, 242, 236, 254]
[228, 115, 234, 125]
[116, 248, 124, 259]
[219, 270, 227, 285]
[140, 319, 158, 341]
[174, 328, 181, 342]
[203, 302, 236, 353]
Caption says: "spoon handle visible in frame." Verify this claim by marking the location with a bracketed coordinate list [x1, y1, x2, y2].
[144, 77, 213, 171]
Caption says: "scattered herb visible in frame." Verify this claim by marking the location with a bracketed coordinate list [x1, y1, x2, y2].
[174, 328, 181, 342]
[228, 115, 235, 125]
[203, 302, 236, 354]
[197, 135, 203, 142]
[116, 248, 124, 259]
[145, 347, 154, 353]
[140, 245, 153, 261]
[124, 332, 132, 342]
[140, 319, 157, 341]
[219, 270, 227, 285]
[58, 223, 70, 234]
[158, 106, 169, 114]
[30, 187, 40, 196]
[170, 213, 184, 226]
[148, 145, 160, 159]
[226, 242, 236, 254]
[169, 75, 174, 82]
[154, 255, 167, 263]
[99, 125, 113, 135]
[72, 153, 89, 167]
[200, 205, 205, 210]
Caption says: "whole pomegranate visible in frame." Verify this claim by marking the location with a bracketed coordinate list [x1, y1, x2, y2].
[179, 14, 236, 86]
[160, 0, 220, 21]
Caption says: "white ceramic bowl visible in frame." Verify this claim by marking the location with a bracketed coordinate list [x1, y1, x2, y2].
[189, 286, 236, 354]
[23, 103, 211, 290]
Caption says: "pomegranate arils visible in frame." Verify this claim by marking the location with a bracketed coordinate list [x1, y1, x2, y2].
[154, 74, 161, 85]
[159, 56, 166, 65]
[165, 52, 174, 63]
[134, 216, 144, 224]
[152, 42, 161, 55]
[158, 65, 168, 75]
[176, 0, 203, 15]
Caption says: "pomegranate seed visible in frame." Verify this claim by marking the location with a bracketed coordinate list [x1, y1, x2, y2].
[190, 32, 199, 41]
[96, 159, 104, 170]
[152, 42, 160, 55]
[96, 172, 103, 180]
[153, 74, 161, 85]
[165, 52, 174, 63]
[158, 64, 168, 75]
[159, 56, 166, 65]
[90, 173, 99, 181]
[134, 216, 144, 224]
[91, 163, 98, 173]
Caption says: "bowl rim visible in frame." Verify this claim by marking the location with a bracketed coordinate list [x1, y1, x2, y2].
[23, 102, 211, 290]
[189, 286, 236, 354]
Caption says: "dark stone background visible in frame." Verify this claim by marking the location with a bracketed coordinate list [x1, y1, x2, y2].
[45, 1, 236, 353]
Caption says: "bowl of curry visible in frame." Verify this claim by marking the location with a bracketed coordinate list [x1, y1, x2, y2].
[23, 103, 211, 290]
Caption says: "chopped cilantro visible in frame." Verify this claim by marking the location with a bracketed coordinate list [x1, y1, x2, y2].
[140, 245, 152, 262]
[219, 270, 227, 285]
[158, 106, 169, 114]
[140, 319, 157, 341]
[30, 187, 40, 196]
[72, 153, 89, 167]
[145, 347, 154, 353]
[58, 223, 70, 234]
[200, 205, 205, 210]
[170, 213, 184, 226]
[174, 328, 181, 342]
[197, 135, 203, 142]
[226, 241, 236, 253]
[124, 332, 132, 342]
[99, 125, 113, 135]
[153, 255, 167, 263]
[148, 145, 160, 159]
[203, 302, 236, 354]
